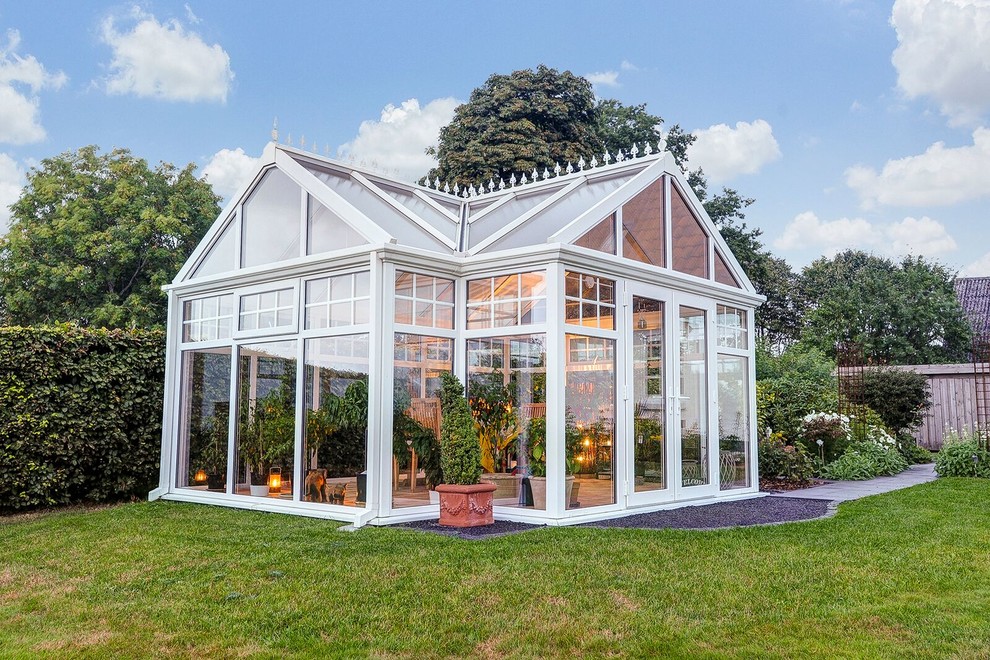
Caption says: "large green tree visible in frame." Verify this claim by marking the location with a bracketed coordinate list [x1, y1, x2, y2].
[0, 146, 220, 329]
[798, 250, 971, 364]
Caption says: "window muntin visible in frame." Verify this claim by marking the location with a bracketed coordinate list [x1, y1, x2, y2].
[716, 305, 748, 350]
[394, 271, 455, 329]
[564, 271, 615, 330]
[183, 294, 234, 342]
[305, 272, 370, 330]
[466, 271, 546, 329]
[239, 288, 295, 332]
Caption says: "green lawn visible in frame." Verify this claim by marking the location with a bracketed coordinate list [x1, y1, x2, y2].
[2, 479, 989, 658]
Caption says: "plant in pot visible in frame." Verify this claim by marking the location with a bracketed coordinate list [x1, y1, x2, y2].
[527, 413, 583, 508]
[436, 372, 494, 527]
[469, 370, 521, 500]
[242, 387, 295, 497]
[305, 380, 369, 503]
[201, 403, 230, 490]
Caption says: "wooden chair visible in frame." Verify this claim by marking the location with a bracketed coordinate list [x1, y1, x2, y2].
[394, 398, 442, 492]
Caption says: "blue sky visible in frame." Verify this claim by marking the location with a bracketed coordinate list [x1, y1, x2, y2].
[2, 1, 989, 275]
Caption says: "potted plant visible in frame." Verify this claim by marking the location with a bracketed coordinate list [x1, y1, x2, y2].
[436, 373, 495, 527]
[469, 370, 521, 500]
[241, 387, 295, 497]
[527, 413, 582, 508]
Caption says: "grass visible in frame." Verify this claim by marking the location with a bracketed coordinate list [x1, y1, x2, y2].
[1, 479, 989, 658]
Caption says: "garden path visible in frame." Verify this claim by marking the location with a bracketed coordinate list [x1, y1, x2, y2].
[772, 463, 937, 503]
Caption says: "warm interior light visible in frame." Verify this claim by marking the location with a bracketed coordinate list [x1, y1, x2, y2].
[583, 438, 591, 447]
[268, 467, 282, 494]
[193, 469, 208, 484]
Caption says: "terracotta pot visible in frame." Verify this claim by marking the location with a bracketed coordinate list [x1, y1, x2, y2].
[436, 483, 497, 527]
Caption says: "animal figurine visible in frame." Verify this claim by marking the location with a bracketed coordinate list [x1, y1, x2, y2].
[304, 468, 331, 503]
[331, 483, 346, 505]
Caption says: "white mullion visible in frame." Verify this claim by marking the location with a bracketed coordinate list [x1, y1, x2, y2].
[664, 175, 673, 269]
[299, 188, 308, 259]
[546, 262, 565, 519]
[225, 345, 239, 495]
[293, 336, 305, 502]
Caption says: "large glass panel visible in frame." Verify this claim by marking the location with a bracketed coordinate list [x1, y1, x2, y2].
[671, 186, 709, 278]
[235, 341, 297, 499]
[574, 213, 616, 255]
[467, 335, 547, 510]
[307, 195, 367, 255]
[565, 334, 616, 509]
[679, 306, 709, 487]
[241, 169, 302, 268]
[303, 335, 370, 507]
[714, 249, 740, 287]
[176, 348, 231, 491]
[718, 355, 750, 490]
[622, 179, 665, 267]
[632, 297, 666, 493]
[392, 333, 453, 509]
[192, 221, 236, 279]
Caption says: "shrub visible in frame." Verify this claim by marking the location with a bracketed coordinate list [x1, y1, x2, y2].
[821, 441, 909, 481]
[0, 325, 164, 510]
[758, 432, 815, 483]
[756, 344, 838, 439]
[438, 373, 482, 485]
[861, 367, 931, 436]
[934, 430, 990, 478]
[798, 412, 852, 462]
[898, 440, 934, 465]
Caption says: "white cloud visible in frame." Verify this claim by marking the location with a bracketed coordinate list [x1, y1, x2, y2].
[774, 211, 958, 259]
[688, 119, 781, 184]
[0, 29, 67, 145]
[774, 211, 882, 255]
[337, 97, 460, 182]
[0, 153, 26, 233]
[100, 10, 233, 103]
[585, 70, 620, 88]
[891, 0, 990, 126]
[620, 60, 638, 71]
[845, 127, 990, 207]
[961, 251, 990, 276]
[202, 147, 258, 200]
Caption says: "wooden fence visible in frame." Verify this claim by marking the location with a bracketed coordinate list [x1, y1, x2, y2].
[888, 364, 984, 450]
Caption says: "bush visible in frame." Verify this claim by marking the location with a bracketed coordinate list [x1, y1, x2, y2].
[437, 373, 482, 485]
[898, 440, 934, 465]
[0, 325, 164, 510]
[758, 432, 815, 483]
[861, 368, 931, 436]
[798, 412, 852, 462]
[756, 345, 838, 439]
[934, 430, 990, 478]
[820, 441, 909, 481]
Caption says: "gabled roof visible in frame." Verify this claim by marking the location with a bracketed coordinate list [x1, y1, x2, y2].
[955, 276, 990, 337]
[178, 142, 756, 296]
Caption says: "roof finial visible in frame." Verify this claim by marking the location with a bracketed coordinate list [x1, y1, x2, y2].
[565, 162, 573, 174]
[509, 173, 517, 187]
[521, 172, 529, 185]
[658, 135, 668, 153]
[488, 178, 495, 192]
[443, 182, 451, 193]
[271, 116, 279, 142]
[590, 155, 599, 168]
[498, 178, 506, 190]
[542, 167, 550, 180]
[604, 150, 612, 165]
[577, 157, 586, 171]
[643, 142, 653, 156]
[531, 168, 538, 182]
[554, 162, 562, 177]
[630, 143, 639, 157]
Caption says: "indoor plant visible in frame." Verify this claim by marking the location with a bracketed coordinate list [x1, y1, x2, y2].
[436, 372, 494, 527]
[469, 370, 521, 499]
[242, 387, 295, 496]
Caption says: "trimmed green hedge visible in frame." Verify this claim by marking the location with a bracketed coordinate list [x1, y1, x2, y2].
[0, 325, 164, 511]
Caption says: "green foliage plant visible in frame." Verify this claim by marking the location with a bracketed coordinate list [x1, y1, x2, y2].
[756, 344, 838, 439]
[0, 146, 220, 329]
[467, 370, 520, 473]
[527, 417, 547, 477]
[757, 432, 815, 483]
[798, 412, 853, 462]
[861, 368, 931, 436]
[242, 387, 295, 485]
[934, 429, 990, 478]
[438, 373, 482, 486]
[0, 325, 164, 510]
[821, 441, 909, 481]
[899, 441, 934, 465]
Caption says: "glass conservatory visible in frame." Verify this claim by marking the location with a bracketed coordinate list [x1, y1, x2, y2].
[152, 140, 762, 526]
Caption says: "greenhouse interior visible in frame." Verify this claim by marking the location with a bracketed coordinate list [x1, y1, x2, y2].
[153, 140, 762, 526]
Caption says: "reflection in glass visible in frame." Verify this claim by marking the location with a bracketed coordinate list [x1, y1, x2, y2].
[303, 335, 370, 506]
[679, 306, 709, 487]
[671, 185, 709, 278]
[177, 348, 231, 491]
[241, 169, 302, 268]
[565, 334, 616, 509]
[632, 297, 666, 493]
[236, 341, 297, 498]
[718, 355, 750, 490]
[392, 334, 453, 509]
[467, 335, 547, 509]
[622, 180, 665, 266]
[574, 213, 616, 255]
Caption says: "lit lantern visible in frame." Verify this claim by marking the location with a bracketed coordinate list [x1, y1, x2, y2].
[193, 469, 208, 484]
[268, 467, 282, 494]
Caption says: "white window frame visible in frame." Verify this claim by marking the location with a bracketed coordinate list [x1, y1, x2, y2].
[233, 280, 301, 340]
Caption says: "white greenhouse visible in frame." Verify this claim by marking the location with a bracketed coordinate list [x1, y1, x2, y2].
[151, 140, 762, 527]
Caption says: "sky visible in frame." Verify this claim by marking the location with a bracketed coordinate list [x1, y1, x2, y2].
[1, 0, 989, 275]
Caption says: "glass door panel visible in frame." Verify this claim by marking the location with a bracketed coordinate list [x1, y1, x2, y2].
[679, 306, 709, 488]
[632, 296, 666, 493]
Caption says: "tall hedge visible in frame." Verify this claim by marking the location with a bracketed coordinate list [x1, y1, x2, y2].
[0, 325, 164, 510]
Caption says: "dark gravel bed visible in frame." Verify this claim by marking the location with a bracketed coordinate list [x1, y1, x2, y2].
[400, 519, 546, 540]
[581, 496, 833, 530]
[399, 497, 832, 539]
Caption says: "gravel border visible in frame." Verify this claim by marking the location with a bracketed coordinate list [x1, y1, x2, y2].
[399, 496, 835, 539]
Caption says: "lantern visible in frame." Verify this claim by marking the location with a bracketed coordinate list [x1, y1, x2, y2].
[268, 467, 282, 494]
[193, 469, 208, 484]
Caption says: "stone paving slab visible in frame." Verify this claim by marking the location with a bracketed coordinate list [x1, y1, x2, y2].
[771, 463, 937, 503]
